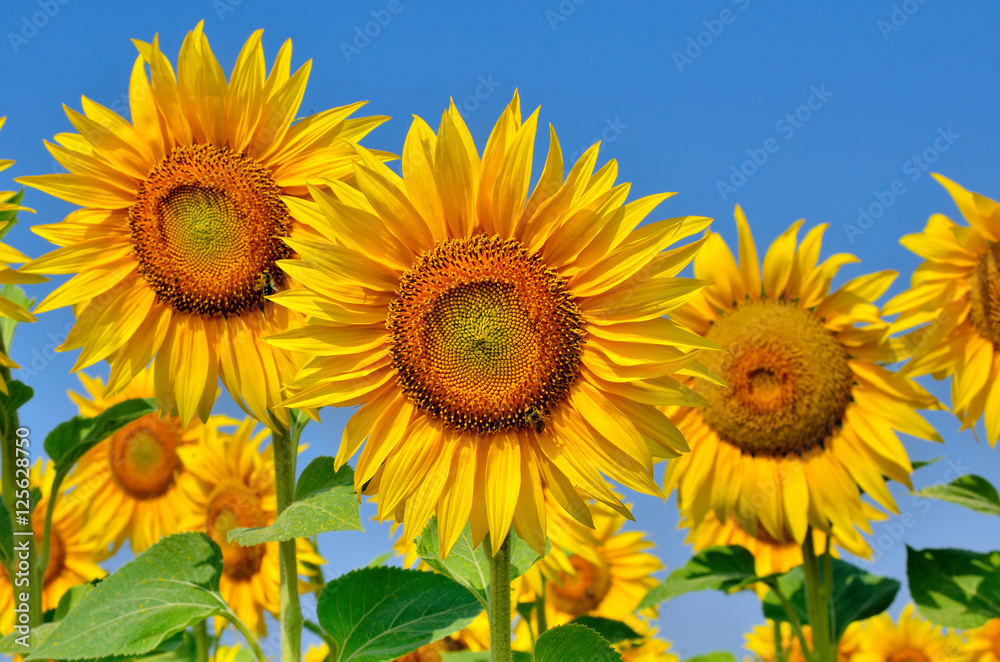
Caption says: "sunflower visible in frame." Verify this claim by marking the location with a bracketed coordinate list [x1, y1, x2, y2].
[0, 460, 109, 634]
[177, 417, 323, 635]
[886, 175, 1000, 445]
[617, 619, 679, 662]
[962, 619, 1000, 662]
[524, 501, 661, 624]
[0, 116, 47, 393]
[745, 621, 862, 662]
[63, 367, 219, 553]
[17, 22, 386, 429]
[269, 92, 713, 557]
[511, 501, 661, 655]
[853, 604, 963, 662]
[663, 207, 940, 547]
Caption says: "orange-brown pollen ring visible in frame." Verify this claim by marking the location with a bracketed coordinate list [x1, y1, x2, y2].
[970, 242, 1000, 349]
[205, 481, 268, 581]
[128, 144, 291, 317]
[108, 413, 183, 500]
[548, 555, 612, 616]
[698, 300, 854, 456]
[388, 235, 586, 434]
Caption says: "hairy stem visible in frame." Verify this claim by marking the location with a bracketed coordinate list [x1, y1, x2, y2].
[487, 532, 512, 662]
[273, 422, 301, 662]
[802, 531, 834, 662]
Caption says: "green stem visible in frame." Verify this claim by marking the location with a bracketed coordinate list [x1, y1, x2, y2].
[802, 532, 834, 662]
[273, 422, 302, 662]
[770, 585, 816, 662]
[487, 532, 512, 662]
[38, 471, 63, 586]
[0, 344, 15, 513]
[772, 619, 788, 662]
[194, 620, 210, 662]
[536, 575, 548, 637]
[822, 536, 835, 644]
[227, 611, 269, 662]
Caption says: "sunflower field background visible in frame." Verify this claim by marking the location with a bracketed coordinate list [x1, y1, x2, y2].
[0, 1, 999, 662]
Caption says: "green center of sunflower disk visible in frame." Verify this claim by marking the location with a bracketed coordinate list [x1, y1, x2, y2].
[128, 144, 291, 317]
[387, 235, 586, 434]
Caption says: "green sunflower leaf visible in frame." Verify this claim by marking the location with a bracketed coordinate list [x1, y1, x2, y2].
[762, 558, 899, 638]
[907, 546, 1000, 628]
[637, 545, 768, 611]
[317, 565, 482, 662]
[915, 475, 1000, 517]
[568, 616, 642, 643]
[0, 623, 56, 655]
[28, 533, 230, 660]
[54, 583, 94, 621]
[44, 398, 157, 473]
[0, 380, 33, 426]
[229, 456, 361, 545]
[416, 516, 547, 609]
[534, 623, 624, 662]
[0, 189, 24, 232]
[442, 652, 533, 661]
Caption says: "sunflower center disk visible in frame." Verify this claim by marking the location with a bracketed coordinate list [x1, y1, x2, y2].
[108, 413, 182, 500]
[129, 144, 292, 317]
[206, 482, 268, 581]
[699, 300, 853, 456]
[970, 242, 1000, 348]
[549, 556, 612, 616]
[388, 236, 585, 434]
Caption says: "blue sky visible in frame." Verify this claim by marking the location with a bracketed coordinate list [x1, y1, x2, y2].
[2, 0, 1000, 657]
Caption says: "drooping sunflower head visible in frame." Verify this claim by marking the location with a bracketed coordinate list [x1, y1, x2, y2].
[0, 460, 109, 634]
[18, 22, 386, 429]
[269, 92, 715, 556]
[664, 206, 940, 547]
[63, 367, 217, 553]
[853, 604, 963, 662]
[886, 175, 1000, 445]
[177, 417, 323, 635]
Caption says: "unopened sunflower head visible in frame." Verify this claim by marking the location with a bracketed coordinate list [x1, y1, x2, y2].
[177, 417, 323, 636]
[664, 206, 940, 549]
[17, 22, 386, 430]
[886, 175, 1000, 445]
[0, 460, 109, 634]
[267, 92, 714, 557]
